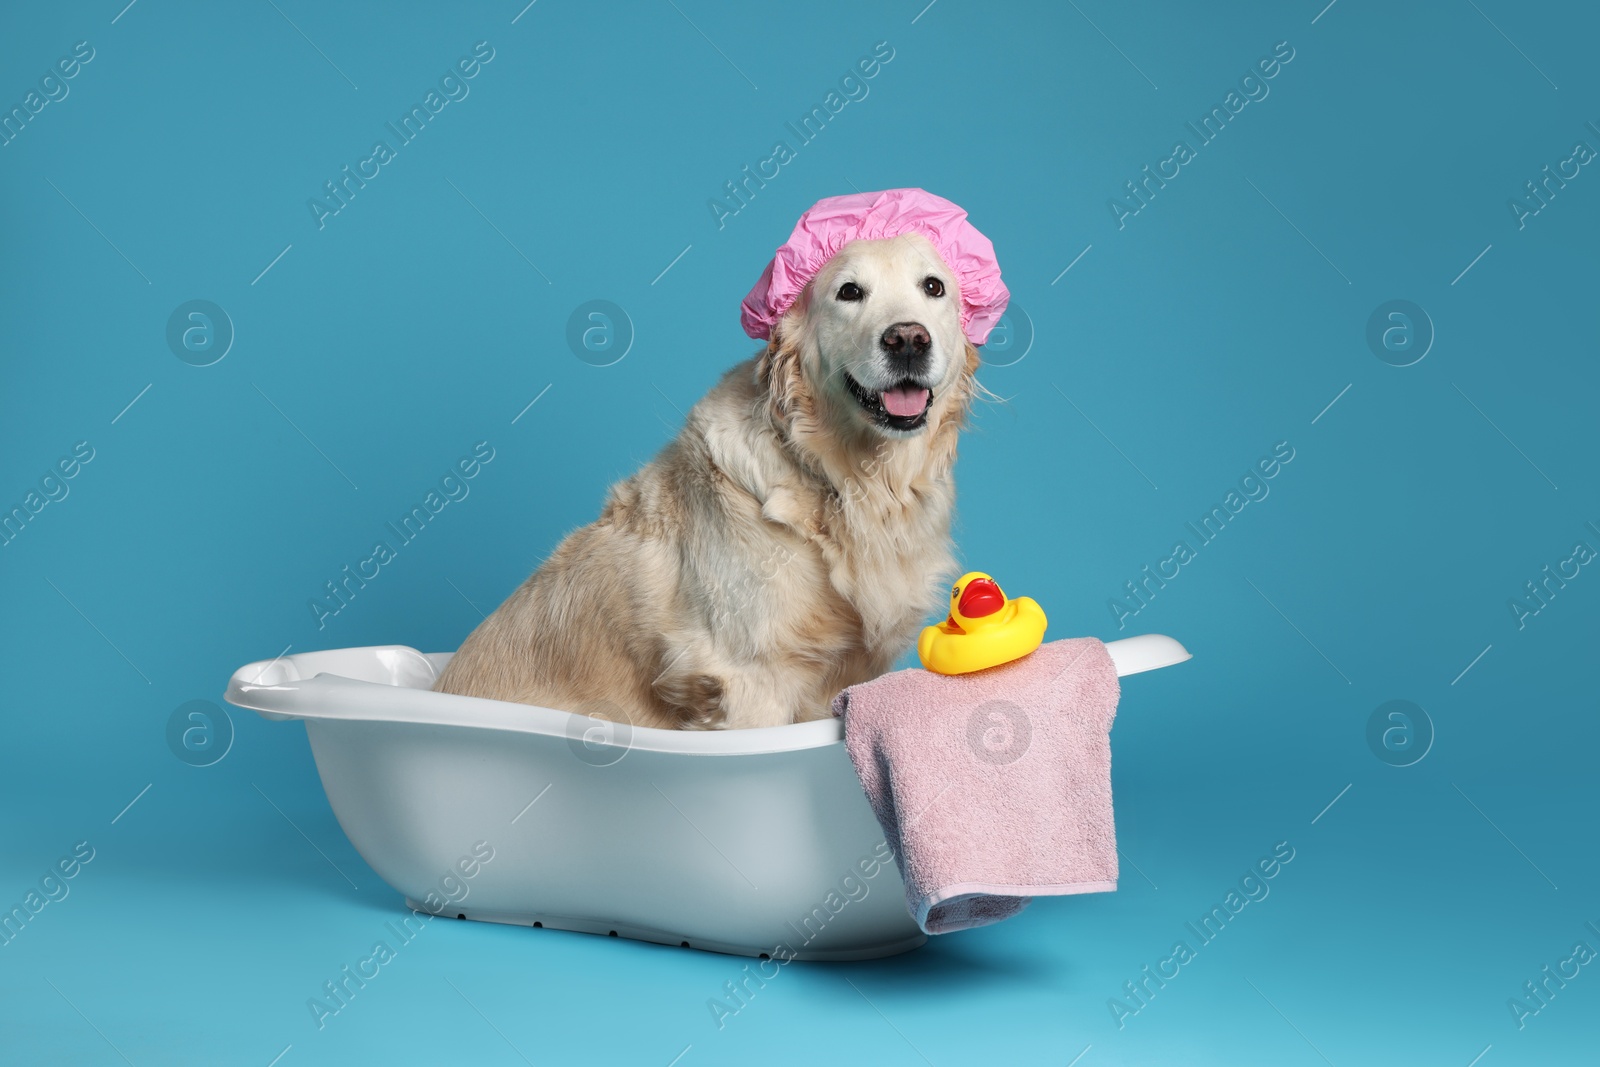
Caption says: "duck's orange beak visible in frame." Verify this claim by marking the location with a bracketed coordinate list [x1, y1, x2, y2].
[957, 578, 1004, 618]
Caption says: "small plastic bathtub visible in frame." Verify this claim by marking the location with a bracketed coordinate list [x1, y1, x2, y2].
[224, 634, 1190, 960]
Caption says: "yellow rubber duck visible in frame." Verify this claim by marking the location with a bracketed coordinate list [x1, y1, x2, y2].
[917, 571, 1048, 675]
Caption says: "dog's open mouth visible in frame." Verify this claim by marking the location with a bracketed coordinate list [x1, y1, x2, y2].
[844, 373, 932, 431]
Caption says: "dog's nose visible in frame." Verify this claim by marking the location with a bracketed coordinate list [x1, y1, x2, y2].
[879, 322, 931, 372]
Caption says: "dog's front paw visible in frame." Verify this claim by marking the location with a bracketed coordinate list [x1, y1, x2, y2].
[653, 669, 728, 731]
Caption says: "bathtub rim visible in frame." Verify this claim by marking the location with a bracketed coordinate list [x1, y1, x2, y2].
[224, 633, 1189, 758]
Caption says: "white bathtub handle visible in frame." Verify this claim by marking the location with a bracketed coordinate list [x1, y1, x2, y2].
[1103, 633, 1192, 676]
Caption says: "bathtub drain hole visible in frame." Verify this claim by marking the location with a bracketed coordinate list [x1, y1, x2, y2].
[608, 930, 618, 937]
[533, 921, 543, 928]
[456, 913, 465, 920]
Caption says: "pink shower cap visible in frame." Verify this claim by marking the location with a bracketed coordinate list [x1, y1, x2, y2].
[740, 188, 1010, 346]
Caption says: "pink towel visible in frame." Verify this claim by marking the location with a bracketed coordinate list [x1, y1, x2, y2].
[831, 638, 1121, 934]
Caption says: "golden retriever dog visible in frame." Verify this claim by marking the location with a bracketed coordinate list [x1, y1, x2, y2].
[434, 232, 981, 729]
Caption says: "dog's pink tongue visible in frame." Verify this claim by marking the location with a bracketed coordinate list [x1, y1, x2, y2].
[882, 385, 930, 417]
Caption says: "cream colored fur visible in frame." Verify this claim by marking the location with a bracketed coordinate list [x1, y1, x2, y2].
[433, 233, 981, 729]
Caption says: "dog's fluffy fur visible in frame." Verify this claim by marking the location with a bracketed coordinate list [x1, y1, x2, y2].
[433, 233, 980, 729]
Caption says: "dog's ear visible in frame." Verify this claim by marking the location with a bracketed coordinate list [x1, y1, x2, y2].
[756, 321, 810, 423]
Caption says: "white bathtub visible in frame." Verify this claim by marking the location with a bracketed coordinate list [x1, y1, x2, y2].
[224, 635, 1189, 960]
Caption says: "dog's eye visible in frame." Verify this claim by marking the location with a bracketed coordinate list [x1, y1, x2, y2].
[836, 282, 864, 301]
[922, 276, 946, 298]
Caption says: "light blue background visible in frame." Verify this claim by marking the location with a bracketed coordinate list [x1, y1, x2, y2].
[3, 1, 1597, 1063]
